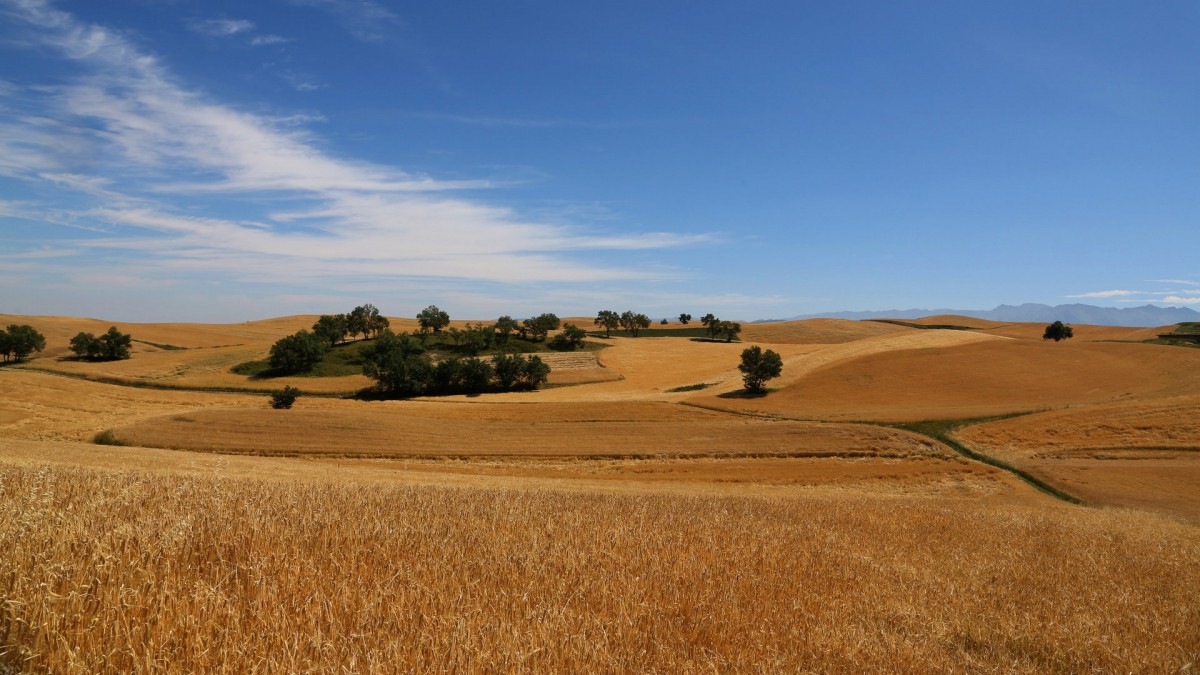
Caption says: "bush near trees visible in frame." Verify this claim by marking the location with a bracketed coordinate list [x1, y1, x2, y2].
[679, 313, 692, 325]
[269, 386, 301, 410]
[739, 346, 783, 392]
[1043, 321, 1074, 342]
[549, 324, 587, 351]
[268, 330, 329, 374]
[719, 321, 742, 343]
[0, 324, 47, 362]
[68, 326, 132, 361]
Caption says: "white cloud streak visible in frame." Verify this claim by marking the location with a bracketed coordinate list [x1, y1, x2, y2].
[0, 0, 704, 288]
[187, 18, 254, 37]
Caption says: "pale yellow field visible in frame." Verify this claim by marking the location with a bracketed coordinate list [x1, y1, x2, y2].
[2, 312, 1199, 672]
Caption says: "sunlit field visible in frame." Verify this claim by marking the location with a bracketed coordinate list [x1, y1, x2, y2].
[2, 313, 1199, 671]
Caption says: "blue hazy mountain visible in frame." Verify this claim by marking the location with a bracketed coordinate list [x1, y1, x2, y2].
[776, 303, 1200, 328]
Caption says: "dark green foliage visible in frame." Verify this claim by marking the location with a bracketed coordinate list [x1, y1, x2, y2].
[1043, 321, 1074, 342]
[738, 345, 783, 392]
[549, 323, 587, 351]
[270, 386, 301, 409]
[347, 304, 388, 339]
[1, 324, 46, 362]
[594, 310, 620, 338]
[494, 316, 519, 343]
[700, 313, 720, 339]
[679, 313, 692, 325]
[619, 311, 651, 337]
[312, 314, 349, 347]
[92, 429, 126, 446]
[451, 323, 493, 355]
[660, 318, 669, 325]
[361, 330, 430, 396]
[69, 326, 131, 361]
[417, 305, 450, 334]
[491, 353, 549, 391]
[665, 382, 714, 392]
[521, 355, 551, 388]
[719, 320, 742, 343]
[523, 313, 560, 342]
[868, 319, 978, 331]
[268, 330, 330, 374]
[429, 356, 494, 394]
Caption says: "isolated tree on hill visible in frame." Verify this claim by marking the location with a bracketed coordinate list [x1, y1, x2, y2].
[1043, 321, 1074, 342]
[719, 321, 742, 343]
[595, 310, 620, 338]
[523, 313, 560, 342]
[312, 314, 349, 347]
[739, 346, 783, 392]
[1, 324, 46, 362]
[550, 323, 587, 351]
[268, 330, 329, 374]
[417, 305, 450, 334]
[679, 313, 692, 325]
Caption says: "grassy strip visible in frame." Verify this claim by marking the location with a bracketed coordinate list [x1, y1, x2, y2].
[890, 416, 1084, 505]
[132, 339, 188, 350]
[665, 382, 716, 393]
[867, 319, 979, 331]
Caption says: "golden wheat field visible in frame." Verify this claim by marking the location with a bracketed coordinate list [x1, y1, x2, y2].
[2, 312, 1199, 672]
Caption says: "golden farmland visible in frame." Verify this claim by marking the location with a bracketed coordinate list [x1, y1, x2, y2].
[2, 313, 1199, 672]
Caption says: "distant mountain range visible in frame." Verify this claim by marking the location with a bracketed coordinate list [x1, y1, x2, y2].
[775, 303, 1200, 328]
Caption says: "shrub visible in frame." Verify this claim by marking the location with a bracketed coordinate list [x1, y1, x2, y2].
[270, 386, 301, 410]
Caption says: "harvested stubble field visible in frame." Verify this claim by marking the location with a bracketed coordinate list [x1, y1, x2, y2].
[2, 312, 1200, 671]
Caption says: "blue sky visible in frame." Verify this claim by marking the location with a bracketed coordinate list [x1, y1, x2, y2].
[1, 0, 1197, 322]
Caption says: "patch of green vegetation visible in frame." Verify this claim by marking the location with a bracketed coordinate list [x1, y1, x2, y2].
[133, 339, 188, 350]
[889, 415, 1083, 505]
[665, 382, 716, 393]
[867, 319, 978, 331]
[93, 429, 127, 446]
[1173, 322, 1200, 333]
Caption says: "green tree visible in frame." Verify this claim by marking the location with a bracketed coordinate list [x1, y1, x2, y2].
[520, 355, 551, 389]
[69, 332, 101, 360]
[739, 346, 783, 392]
[459, 357, 495, 393]
[2, 324, 46, 362]
[1043, 321, 1074, 342]
[361, 330, 430, 396]
[594, 310, 620, 338]
[619, 311, 651, 337]
[719, 321, 742, 343]
[417, 305, 450, 334]
[523, 313, 560, 342]
[550, 323, 587, 351]
[492, 353, 526, 390]
[97, 326, 133, 360]
[348, 304, 386, 340]
[494, 316, 519, 344]
[312, 314, 349, 347]
[268, 330, 329, 374]
[678, 313, 692, 325]
[700, 313, 719, 339]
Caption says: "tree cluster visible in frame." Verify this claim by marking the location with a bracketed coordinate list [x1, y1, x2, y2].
[312, 304, 390, 346]
[593, 310, 650, 337]
[700, 314, 742, 342]
[69, 327, 131, 361]
[549, 324, 587, 351]
[0, 324, 46, 363]
[361, 330, 550, 397]
[269, 330, 329, 374]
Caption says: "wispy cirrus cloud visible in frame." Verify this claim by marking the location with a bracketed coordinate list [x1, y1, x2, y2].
[187, 18, 254, 37]
[1067, 289, 1145, 299]
[0, 0, 704, 295]
[285, 0, 400, 43]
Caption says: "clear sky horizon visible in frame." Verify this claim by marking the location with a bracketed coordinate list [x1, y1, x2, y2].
[2, 0, 1197, 322]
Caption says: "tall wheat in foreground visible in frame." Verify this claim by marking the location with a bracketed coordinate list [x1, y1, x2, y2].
[2, 461, 1198, 672]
